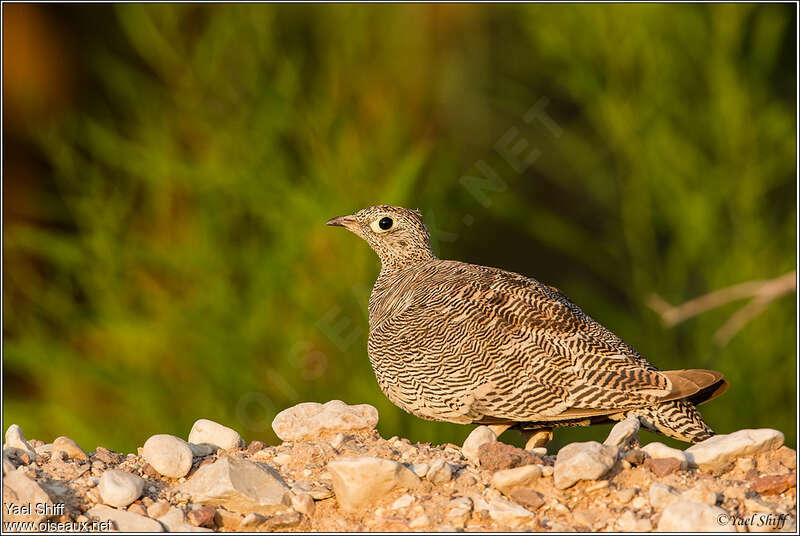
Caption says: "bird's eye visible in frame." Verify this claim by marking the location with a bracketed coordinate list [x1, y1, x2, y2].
[370, 216, 394, 233]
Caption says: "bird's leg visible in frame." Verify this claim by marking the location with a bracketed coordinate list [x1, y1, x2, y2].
[488, 424, 512, 439]
[521, 428, 553, 450]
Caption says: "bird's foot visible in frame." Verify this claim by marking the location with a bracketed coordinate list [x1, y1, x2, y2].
[521, 428, 553, 450]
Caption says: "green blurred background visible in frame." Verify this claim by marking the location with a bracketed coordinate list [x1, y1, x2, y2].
[3, 4, 796, 455]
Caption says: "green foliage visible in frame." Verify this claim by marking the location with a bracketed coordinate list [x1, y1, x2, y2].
[4, 4, 795, 453]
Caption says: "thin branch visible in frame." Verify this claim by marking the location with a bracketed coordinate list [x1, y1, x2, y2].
[647, 271, 796, 346]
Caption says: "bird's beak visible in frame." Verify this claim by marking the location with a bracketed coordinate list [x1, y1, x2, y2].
[325, 214, 360, 233]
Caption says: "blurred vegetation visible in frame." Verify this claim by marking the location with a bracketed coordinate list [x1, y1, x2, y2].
[3, 4, 795, 454]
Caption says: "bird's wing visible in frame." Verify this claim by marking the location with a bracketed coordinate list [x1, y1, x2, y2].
[373, 261, 680, 423]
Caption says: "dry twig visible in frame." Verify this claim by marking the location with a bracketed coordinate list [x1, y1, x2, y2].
[647, 271, 796, 346]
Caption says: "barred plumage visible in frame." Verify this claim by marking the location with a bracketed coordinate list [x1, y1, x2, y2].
[327, 205, 727, 445]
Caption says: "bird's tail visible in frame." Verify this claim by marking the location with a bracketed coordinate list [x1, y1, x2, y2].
[634, 399, 715, 443]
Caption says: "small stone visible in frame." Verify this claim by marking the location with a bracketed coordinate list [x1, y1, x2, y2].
[330, 433, 346, 450]
[656, 501, 729, 532]
[390, 494, 415, 510]
[604, 416, 640, 448]
[87, 504, 164, 532]
[462, 426, 497, 463]
[189, 419, 244, 451]
[616, 487, 637, 504]
[773, 446, 796, 470]
[530, 447, 548, 456]
[409, 514, 430, 528]
[327, 456, 420, 512]
[2, 468, 54, 524]
[617, 510, 651, 531]
[247, 441, 266, 454]
[4, 425, 36, 458]
[157, 506, 213, 532]
[649, 482, 680, 509]
[53, 436, 88, 460]
[541, 465, 554, 477]
[271, 400, 379, 442]
[127, 503, 147, 516]
[34, 444, 52, 458]
[736, 457, 756, 472]
[680, 483, 720, 505]
[147, 500, 170, 518]
[261, 511, 302, 530]
[573, 508, 597, 527]
[553, 441, 618, 489]
[241, 512, 266, 527]
[508, 488, 544, 510]
[99, 469, 145, 507]
[426, 459, 453, 483]
[685, 429, 784, 471]
[291, 492, 316, 516]
[644, 457, 682, 477]
[751, 473, 796, 495]
[641, 441, 688, 468]
[622, 448, 647, 466]
[478, 442, 539, 471]
[488, 497, 534, 527]
[178, 457, 291, 515]
[455, 472, 477, 487]
[142, 435, 193, 478]
[273, 453, 292, 465]
[214, 507, 243, 530]
[410, 463, 429, 478]
[631, 496, 648, 510]
[187, 505, 217, 527]
[491, 464, 541, 495]
[93, 446, 123, 465]
[586, 480, 609, 493]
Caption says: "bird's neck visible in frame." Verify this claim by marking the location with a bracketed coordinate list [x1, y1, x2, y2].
[377, 249, 436, 272]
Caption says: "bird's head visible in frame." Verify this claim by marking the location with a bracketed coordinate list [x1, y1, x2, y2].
[326, 205, 435, 269]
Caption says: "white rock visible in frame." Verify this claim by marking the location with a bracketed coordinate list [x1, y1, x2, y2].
[86, 504, 164, 532]
[616, 487, 637, 504]
[604, 416, 640, 448]
[147, 500, 171, 519]
[53, 436, 88, 460]
[641, 441, 688, 469]
[685, 429, 784, 471]
[143, 434, 193, 478]
[188, 419, 244, 451]
[34, 444, 52, 457]
[426, 459, 453, 483]
[553, 441, 618, 489]
[530, 447, 548, 456]
[490, 464, 541, 495]
[680, 483, 720, 505]
[271, 400, 378, 441]
[273, 453, 292, 466]
[2, 469, 54, 524]
[649, 482, 680, 510]
[488, 497, 534, 527]
[631, 496, 648, 510]
[390, 494, 415, 510]
[656, 501, 729, 532]
[291, 492, 316, 516]
[409, 514, 430, 528]
[178, 457, 290, 514]
[462, 426, 496, 463]
[4, 425, 36, 458]
[327, 456, 420, 512]
[541, 465, 553, 477]
[99, 469, 144, 507]
[410, 463, 429, 478]
[157, 507, 213, 532]
[617, 510, 652, 531]
[241, 512, 266, 527]
[445, 497, 473, 527]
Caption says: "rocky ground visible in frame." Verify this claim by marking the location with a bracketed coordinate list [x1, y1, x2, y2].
[2, 400, 796, 532]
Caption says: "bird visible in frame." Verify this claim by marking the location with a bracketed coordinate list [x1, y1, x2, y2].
[326, 205, 727, 448]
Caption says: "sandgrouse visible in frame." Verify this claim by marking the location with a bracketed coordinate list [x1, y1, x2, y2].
[327, 205, 727, 447]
